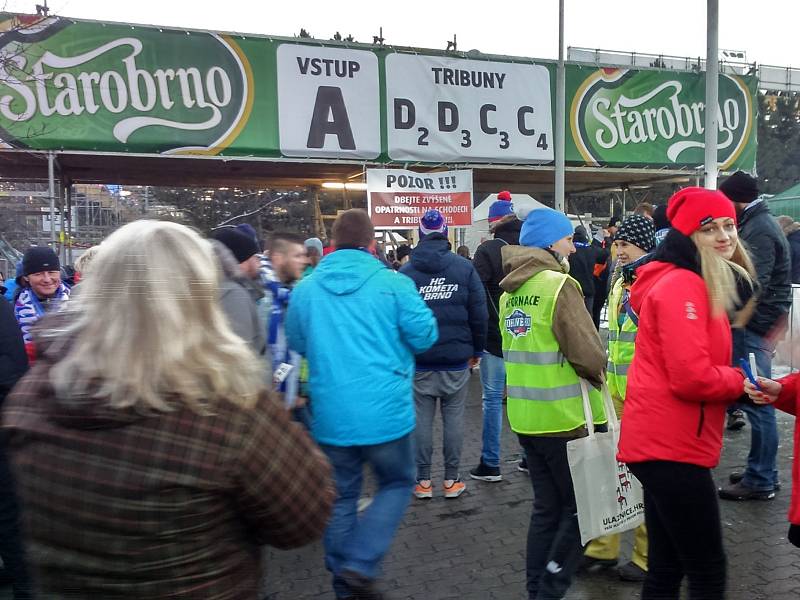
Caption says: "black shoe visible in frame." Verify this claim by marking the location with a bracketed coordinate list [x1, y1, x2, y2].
[618, 561, 647, 582]
[726, 410, 746, 431]
[580, 555, 618, 573]
[340, 570, 384, 600]
[718, 480, 776, 501]
[729, 471, 781, 491]
[469, 462, 502, 482]
[517, 457, 529, 473]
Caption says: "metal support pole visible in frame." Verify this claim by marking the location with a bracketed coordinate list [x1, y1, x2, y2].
[58, 184, 67, 263]
[66, 184, 72, 264]
[554, 0, 566, 212]
[47, 151, 56, 248]
[704, 0, 719, 189]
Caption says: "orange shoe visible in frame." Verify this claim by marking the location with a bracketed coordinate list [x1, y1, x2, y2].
[443, 479, 466, 498]
[414, 480, 433, 499]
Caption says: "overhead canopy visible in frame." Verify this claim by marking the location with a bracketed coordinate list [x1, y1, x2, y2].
[0, 149, 697, 196]
[768, 182, 800, 220]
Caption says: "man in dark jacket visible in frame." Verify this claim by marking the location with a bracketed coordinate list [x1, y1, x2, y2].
[719, 171, 792, 501]
[210, 234, 266, 357]
[568, 225, 607, 319]
[468, 192, 522, 481]
[0, 298, 31, 599]
[401, 210, 487, 499]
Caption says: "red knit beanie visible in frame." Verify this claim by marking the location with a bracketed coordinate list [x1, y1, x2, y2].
[666, 187, 737, 236]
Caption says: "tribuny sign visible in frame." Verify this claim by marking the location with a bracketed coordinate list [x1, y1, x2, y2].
[570, 68, 754, 168]
[0, 16, 252, 154]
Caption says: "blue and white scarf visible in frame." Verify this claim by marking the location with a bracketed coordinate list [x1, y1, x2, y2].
[259, 256, 301, 407]
[14, 283, 70, 343]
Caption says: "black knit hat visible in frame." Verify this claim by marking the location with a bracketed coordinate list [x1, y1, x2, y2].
[213, 227, 259, 263]
[719, 171, 759, 204]
[22, 246, 60, 276]
[615, 215, 655, 253]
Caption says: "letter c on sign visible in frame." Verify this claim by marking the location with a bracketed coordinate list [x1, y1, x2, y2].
[517, 106, 535, 136]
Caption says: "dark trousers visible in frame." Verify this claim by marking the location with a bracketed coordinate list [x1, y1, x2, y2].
[591, 280, 606, 329]
[519, 435, 583, 600]
[0, 442, 32, 600]
[628, 461, 726, 600]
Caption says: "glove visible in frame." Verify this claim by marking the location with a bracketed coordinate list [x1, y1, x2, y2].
[788, 524, 800, 548]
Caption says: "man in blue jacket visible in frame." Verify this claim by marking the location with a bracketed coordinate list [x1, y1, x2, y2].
[400, 210, 487, 500]
[286, 209, 438, 600]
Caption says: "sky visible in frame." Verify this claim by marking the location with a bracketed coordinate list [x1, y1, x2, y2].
[5, 0, 799, 68]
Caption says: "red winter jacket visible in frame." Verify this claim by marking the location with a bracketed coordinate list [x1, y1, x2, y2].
[772, 376, 800, 525]
[617, 261, 744, 468]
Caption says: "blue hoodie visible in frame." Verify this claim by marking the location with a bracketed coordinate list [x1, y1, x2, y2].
[285, 249, 438, 446]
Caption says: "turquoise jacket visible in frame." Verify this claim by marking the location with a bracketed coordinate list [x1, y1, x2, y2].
[286, 249, 438, 446]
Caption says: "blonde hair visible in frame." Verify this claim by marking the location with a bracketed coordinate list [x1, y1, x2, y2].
[691, 232, 756, 317]
[73, 245, 100, 277]
[50, 220, 266, 413]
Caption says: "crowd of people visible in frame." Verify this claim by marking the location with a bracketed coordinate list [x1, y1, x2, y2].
[0, 171, 799, 600]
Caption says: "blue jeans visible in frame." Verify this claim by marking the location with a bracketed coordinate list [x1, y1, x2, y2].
[320, 433, 416, 598]
[732, 328, 779, 491]
[479, 352, 506, 468]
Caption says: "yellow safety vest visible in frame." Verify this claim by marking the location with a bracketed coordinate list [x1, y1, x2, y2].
[607, 278, 637, 403]
[500, 269, 607, 435]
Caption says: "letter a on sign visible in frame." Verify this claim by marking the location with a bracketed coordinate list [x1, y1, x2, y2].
[277, 44, 380, 159]
[306, 86, 356, 149]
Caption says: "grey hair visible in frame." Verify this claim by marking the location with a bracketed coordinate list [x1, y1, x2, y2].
[50, 220, 266, 413]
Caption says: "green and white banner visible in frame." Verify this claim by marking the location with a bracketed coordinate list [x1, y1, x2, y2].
[567, 66, 756, 169]
[0, 13, 757, 171]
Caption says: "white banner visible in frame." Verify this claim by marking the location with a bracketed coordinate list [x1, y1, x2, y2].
[277, 44, 380, 159]
[385, 54, 553, 164]
[367, 168, 473, 230]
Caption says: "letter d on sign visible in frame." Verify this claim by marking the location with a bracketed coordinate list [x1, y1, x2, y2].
[438, 102, 459, 132]
[394, 98, 416, 130]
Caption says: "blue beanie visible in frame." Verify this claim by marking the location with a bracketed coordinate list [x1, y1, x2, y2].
[519, 208, 574, 248]
[488, 190, 514, 222]
[419, 209, 448, 238]
[235, 223, 258, 241]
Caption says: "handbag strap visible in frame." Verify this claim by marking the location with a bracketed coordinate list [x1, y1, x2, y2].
[578, 378, 618, 438]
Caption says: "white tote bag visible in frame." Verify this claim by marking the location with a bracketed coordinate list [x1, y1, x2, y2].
[567, 379, 644, 545]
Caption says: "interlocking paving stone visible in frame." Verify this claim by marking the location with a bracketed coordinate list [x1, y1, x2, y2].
[263, 373, 800, 599]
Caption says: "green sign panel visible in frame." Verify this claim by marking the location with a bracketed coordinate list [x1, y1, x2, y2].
[566, 66, 757, 169]
[0, 13, 758, 171]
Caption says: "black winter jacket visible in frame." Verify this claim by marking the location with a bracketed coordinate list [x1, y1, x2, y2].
[0, 298, 27, 407]
[400, 235, 487, 369]
[739, 201, 792, 336]
[472, 220, 522, 357]
[568, 235, 606, 299]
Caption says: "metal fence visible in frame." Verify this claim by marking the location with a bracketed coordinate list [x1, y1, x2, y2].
[567, 47, 799, 93]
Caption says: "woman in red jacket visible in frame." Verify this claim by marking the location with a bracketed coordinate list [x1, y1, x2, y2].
[618, 187, 753, 600]
[744, 370, 800, 549]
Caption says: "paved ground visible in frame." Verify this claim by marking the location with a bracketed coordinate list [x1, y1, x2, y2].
[3, 373, 799, 600]
[263, 373, 800, 600]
